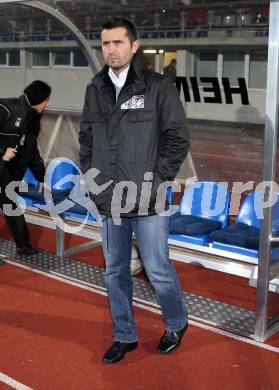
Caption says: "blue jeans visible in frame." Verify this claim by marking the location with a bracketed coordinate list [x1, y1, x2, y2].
[101, 214, 188, 343]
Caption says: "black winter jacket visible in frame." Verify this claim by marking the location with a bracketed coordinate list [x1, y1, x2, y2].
[0, 95, 45, 182]
[79, 56, 190, 217]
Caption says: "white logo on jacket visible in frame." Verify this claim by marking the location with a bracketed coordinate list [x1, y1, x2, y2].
[121, 95, 144, 110]
[20, 134, 25, 146]
[15, 117, 22, 127]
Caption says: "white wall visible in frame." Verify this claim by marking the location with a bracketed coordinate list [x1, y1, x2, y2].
[0, 48, 267, 123]
[26, 67, 93, 110]
[181, 88, 266, 124]
[0, 67, 26, 97]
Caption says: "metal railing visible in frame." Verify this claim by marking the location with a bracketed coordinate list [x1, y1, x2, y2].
[0, 24, 269, 43]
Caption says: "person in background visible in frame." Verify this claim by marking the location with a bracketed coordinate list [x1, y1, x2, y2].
[0, 80, 51, 256]
[79, 17, 190, 364]
[163, 58, 177, 83]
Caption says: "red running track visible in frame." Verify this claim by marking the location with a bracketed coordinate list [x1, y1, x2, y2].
[4, 217, 276, 317]
[0, 264, 279, 390]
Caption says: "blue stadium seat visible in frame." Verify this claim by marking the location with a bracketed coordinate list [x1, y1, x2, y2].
[46, 159, 79, 192]
[22, 167, 39, 188]
[169, 181, 230, 245]
[19, 159, 81, 211]
[210, 191, 279, 259]
[62, 194, 96, 222]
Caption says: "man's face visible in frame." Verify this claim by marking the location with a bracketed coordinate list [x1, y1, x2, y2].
[33, 97, 49, 113]
[101, 27, 139, 74]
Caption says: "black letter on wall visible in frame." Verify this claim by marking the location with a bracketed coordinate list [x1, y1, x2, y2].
[190, 77, 201, 102]
[175, 77, 191, 102]
[200, 77, 222, 104]
[222, 77, 250, 105]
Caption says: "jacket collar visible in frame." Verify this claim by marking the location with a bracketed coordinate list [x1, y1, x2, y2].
[21, 94, 39, 119]
[92, 55, 148, 111]
[23, 93, 31, 106]
[20, 94, 35, 113]
[93, 54, 147, 92]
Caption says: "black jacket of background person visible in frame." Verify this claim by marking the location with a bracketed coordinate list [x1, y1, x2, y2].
[163, 64, 177, 84]
[79, 55, 190, 217]
[0, 94, 45, 183]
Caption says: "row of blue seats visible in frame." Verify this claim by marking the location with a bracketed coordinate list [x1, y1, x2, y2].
[169, 181, 279, 260]
[19, 161, 279, 261]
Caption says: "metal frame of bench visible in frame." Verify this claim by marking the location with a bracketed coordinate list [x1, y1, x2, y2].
[19, 208, 279, 292]
[168, 237, 279, 292]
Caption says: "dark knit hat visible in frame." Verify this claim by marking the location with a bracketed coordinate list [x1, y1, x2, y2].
[24, 80, 51, 106]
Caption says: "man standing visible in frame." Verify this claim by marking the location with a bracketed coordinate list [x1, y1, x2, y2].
[0, 80, 51, 256]
[79, 17, 190, 364]
[163, 58, 177, 84]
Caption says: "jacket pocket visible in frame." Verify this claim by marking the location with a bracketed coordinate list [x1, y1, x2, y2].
[87, 113, 109, 163]
[126, 109, 153, 123]
[85, 112, 109, 122]
[125, 110, 156, 162]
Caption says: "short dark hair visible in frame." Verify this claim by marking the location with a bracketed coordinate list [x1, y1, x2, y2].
[101, 17, 138, 42]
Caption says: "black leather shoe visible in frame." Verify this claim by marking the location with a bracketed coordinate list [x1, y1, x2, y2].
[157, 322, 188, 354]
[16, 246, 38, 256]
[102, 341, 138, 364]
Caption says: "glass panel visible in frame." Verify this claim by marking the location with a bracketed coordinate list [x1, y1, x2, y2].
[33, 51, 50, 67]
[73, 50, 88, 67]
[0, 51, 6, 65]
[223, 52, 244, 85]
[8, 50, 20, 66]
[196, 51, 217, 78]
[52, 51, 71, 66]
[249, 51, 267, 89]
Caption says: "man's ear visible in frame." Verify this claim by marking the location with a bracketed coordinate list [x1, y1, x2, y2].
[132, 39, 140, 54]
